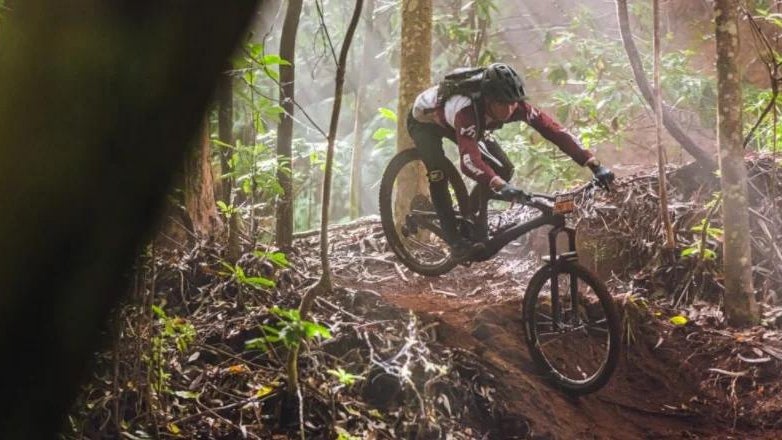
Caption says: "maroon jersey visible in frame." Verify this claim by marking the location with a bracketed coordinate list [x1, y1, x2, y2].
[411, 86, 593, 186]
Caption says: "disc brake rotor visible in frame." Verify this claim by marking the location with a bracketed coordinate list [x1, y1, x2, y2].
[409, 194, 434, 212]
[403, 194, 435, 236]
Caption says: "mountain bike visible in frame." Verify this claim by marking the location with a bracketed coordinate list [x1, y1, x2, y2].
[378, 148, 621, 395]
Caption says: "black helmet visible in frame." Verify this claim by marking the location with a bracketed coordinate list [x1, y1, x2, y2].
[481, 63, 526, 102]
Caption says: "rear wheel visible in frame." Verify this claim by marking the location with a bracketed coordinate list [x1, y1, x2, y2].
[379, 148, 470, 276]
[523, 261, 620, 395]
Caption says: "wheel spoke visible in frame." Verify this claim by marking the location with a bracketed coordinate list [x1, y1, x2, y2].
[525, 263, 619, 393]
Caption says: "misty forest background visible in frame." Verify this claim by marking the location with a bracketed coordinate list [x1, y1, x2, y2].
[194, 0, 756, 240]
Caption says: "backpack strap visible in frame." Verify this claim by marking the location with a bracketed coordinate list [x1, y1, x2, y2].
[469, 91, 485, 141]
[434, 66, 488, 139]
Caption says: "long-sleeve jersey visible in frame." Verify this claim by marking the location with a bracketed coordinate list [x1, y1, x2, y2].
[411, 85, 593, 186]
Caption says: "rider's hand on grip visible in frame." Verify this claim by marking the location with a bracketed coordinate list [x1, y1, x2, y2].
[588, 161, 615, 191]
[495, 183, 528, 202]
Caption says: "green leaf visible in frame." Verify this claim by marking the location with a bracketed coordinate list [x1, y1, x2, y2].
[254, 250, 290, 267]
[378, 107, 397, 122]
[681, 247, 698, 257]
[372, 127, 394, 141]
[245, 338, 265, 350]
[702, 248, 717, 261]
[328, 367, 364, 386]
[262, 54, 291, 66]
[268, 251, 290, 267]
[247, 42, 263, 60]
[219, 261, 236, 276]
[152, 305, 166, 319]
[245, 276, 276, 288]
[261, 325, 280, 337]
[234, 265, 246, 279]
[270, 306, 299, 321]
[256, 384, 275, 398]
[303, 321, 332, 340]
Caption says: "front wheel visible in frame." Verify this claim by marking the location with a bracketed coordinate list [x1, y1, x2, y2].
[522, 261, 620, 395]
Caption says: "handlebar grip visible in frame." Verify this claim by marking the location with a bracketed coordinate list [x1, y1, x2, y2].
[592, 177, 612, 192]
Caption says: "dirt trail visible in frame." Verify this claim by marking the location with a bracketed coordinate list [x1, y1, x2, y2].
[331, 249, 782, 440]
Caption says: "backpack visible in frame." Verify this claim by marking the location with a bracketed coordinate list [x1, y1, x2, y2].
[435, 66, 487, 138]
[435, 66, 486, 105]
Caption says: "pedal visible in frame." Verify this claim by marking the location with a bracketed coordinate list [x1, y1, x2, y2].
[560, 251, 578, 261]
[542, 251, 578, 263]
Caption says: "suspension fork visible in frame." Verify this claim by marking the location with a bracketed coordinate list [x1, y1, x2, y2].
[548, 224, 578, 326]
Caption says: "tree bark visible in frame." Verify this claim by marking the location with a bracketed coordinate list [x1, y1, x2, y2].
[714, 0, 758, 326]
[276, 0, 303, 250]
[217, 67, 242, 262]
[653, 0, 675, 251]
[184, 117, 222, 238]
[0, 1, 260, 438]
[395, 0, 433, 222]
[616, 0, 717, 170]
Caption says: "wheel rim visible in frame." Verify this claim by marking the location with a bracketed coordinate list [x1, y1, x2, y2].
[531, 271, 612, 386]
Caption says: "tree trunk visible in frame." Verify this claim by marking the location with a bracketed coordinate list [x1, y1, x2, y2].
[0, 1, 260, 438]
[714, 0, 758, 326]
[615, 0, 717, 170]
[217, 67, 242, 262]
[395, 0, 432, 222]
[184, 117, 222, 238]
[349, 0, 375, 219]
[276, 0, 303, 250]
[217, 66, 234, 203]
[288, 0, 363, 409]
[653, 0, 675, 251]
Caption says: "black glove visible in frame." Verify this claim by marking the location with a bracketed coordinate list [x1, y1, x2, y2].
[494, 183, 528, 202]
[588, 160, 615, 190]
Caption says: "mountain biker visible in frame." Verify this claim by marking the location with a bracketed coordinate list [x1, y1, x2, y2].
[407, 62, 615, 262]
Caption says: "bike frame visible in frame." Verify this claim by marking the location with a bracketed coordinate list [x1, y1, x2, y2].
[408, 183, 581, 324]
[475, 186, 580, 327]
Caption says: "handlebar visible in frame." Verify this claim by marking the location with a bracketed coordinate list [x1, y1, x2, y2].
[510, 178, 608, 212]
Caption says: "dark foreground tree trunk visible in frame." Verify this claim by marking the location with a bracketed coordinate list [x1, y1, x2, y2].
[0, 1, 261, 438]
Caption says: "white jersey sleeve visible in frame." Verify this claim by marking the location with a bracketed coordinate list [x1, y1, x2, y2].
[443, 95, 472, 128]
